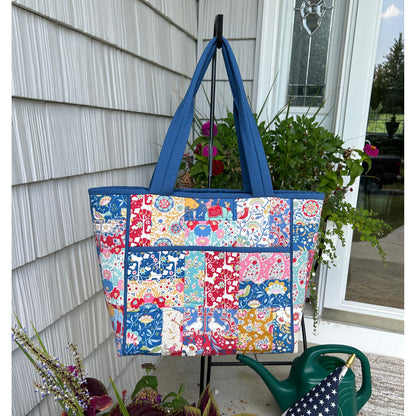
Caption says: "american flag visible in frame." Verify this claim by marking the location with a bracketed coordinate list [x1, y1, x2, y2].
[282, 366, 343, 416]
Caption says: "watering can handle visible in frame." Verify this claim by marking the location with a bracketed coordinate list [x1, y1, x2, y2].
[303, 344, 372, 412]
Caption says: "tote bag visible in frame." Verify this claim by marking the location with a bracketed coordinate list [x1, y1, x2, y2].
[89, 37, 324, 357]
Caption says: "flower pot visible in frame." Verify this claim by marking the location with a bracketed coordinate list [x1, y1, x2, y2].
[385, 117, 400, 137]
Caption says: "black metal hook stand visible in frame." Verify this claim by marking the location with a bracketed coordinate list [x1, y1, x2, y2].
[199, 14, 308, 395]
[207, 14, 223, 188]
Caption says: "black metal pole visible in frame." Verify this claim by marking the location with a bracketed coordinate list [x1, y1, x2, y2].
[207, 14, 223, 188]
[200, 15, 223, 395]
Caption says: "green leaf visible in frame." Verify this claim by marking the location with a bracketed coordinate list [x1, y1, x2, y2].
[183, 406, 202, 416]
[131, 375, 158, 400]
[172, 396, 189, 408]
[30, 321, 48, 353]
[195, 155, 208, 162]
[347, 163, 364, 186]
[190, 163, 206, 176]
[110, 377, 130, 416]
[201, 398, 220, 416]
[162, 392, 178, 403]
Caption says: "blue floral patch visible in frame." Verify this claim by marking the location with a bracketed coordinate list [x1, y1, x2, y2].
[293, 224, 319, 250]
[272, 307, 293, 353]
[239, 280, 291, 309]
[127, 250, 186, 282]
[124, 305, 163, 355]
[90, 194, 128, 221]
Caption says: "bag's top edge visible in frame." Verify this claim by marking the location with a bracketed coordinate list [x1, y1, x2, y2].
[88, 186, 325, 199]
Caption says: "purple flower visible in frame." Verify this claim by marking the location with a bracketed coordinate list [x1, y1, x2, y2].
[67, 365, 78, 376]
[201, 122, 218, 137]
[202, 145, 218, 158]
[364, 144, 379, 157]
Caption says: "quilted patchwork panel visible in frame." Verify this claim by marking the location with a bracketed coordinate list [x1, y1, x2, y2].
[89, 192, 323, 356]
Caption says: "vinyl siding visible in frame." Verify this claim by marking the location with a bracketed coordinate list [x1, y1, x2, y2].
[11, 0, 260, 414]
[196, 0, 260, 118]
[12, 0, 197, 414]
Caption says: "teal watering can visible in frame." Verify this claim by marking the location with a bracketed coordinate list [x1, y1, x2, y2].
[237, 344, 371, 415]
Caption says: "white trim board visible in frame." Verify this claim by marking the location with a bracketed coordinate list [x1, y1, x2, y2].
[304, 317, 404, 359]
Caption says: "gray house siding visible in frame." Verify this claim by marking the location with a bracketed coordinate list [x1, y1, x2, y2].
[11, 1, 260, 414]
[197, 0, 260, 118]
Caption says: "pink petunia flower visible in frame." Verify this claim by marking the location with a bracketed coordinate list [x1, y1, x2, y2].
[202, 145, 218, 157]
[201, 121, 218, 137]
[364, 144, 379, 157]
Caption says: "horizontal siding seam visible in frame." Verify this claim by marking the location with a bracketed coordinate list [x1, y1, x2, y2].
[11, 161, 157, 191]
[11, 236, 96, 272]
[140, 0, 198, 40]
[12, 2, 195, 80]
[202, 37, 256, 41]
[11, 289, 106, 354]
[11, 96, 176, 119]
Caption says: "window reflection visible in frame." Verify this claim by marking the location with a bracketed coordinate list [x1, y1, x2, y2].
[346, 11, 404, 309]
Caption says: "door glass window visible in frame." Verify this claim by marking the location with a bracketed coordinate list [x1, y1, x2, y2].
[287, 0, 334, 106]
[346, 0, 404, 309]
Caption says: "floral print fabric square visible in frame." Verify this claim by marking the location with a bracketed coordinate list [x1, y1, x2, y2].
[184, 198, 235, 221]
[237, 308, 274, 353]
[89, 190, 324, 356]
[205, 252, 239, 309]
[129, 194, 152, 247]
[150, 195, 186, 246]
[182, 307, 238, 355]
[233, 198, 271, 247]
[184, 251, 205, 307]
[125, 305, 164, 355]
[270, 198, 291, 247]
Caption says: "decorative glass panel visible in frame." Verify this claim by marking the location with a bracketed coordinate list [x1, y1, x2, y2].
[287, 0, 334, 106]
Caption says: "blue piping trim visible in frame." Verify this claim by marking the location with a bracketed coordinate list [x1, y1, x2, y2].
[122, 196, 132, 356]
[88, 186, 325, 200]
[289, 198, 295, 353]
[128, 245, 291, 253]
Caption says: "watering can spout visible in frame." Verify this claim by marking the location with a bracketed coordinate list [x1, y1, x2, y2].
[236, 354, 296, 410]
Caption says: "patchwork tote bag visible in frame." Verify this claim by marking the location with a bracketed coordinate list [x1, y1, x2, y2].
[89, 37, 324, 357]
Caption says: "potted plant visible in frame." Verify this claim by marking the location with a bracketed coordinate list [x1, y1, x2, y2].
[12, 320, 258, 416]
[179, 108, 389, 265]
[178, 106, 390, 325]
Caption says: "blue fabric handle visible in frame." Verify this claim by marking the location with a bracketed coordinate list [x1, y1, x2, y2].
[149, 37, 274, 196]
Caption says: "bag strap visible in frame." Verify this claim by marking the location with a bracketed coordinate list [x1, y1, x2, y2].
[149, 37, 274, 196]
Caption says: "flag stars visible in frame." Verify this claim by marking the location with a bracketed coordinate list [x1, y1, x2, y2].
[285, 366, 343, 416]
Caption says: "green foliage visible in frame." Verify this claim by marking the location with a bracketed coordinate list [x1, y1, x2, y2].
[161, 384, 189, 409]
[13, 319, 257, 416]
[181, 384, 257, 416]
[180, 113, 242, 190]
[12, 319, 112, 416]
[370, 33, 404, 115]
[181, 108, 390, 267]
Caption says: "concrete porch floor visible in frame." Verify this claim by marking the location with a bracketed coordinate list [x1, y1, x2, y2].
[153, 349, 306, 415]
